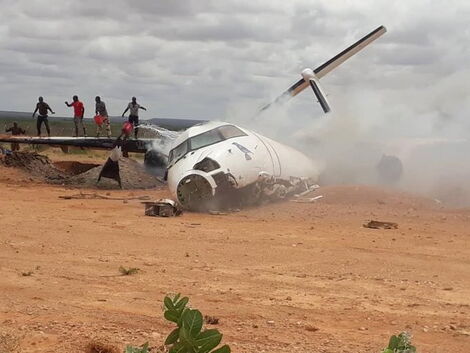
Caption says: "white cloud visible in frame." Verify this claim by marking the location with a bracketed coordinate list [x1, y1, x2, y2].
[0, 0, 468, 133]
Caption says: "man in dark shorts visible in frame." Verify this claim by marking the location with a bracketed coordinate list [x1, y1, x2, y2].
[121, 97, 147, 139]
[65, 95, 87, 137]
[32, 96, 55, 137]
[5, 122, 26, 151]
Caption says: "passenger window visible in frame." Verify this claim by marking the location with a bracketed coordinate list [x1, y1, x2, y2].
[218, 125, 246, 139]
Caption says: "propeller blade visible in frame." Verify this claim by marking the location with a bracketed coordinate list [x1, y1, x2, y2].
[309, 79, 330, 113]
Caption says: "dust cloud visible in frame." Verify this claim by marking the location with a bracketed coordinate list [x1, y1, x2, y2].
[224, 69, 470, 207]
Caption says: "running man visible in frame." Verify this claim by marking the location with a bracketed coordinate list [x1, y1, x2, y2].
[32, 96, 54, 137]
[121, 97, 147, 139]
[95, 96, 111, 138]
[65, 95, 87, 137]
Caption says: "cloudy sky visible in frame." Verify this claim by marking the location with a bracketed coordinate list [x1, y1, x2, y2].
[0, 0, 469, 143]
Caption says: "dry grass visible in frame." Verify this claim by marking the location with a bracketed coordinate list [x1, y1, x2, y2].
[85, 340, 120, 353]
[119, 266, 140, 276]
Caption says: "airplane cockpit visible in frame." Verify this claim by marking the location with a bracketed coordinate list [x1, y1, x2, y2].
[168, 124, 247, 167]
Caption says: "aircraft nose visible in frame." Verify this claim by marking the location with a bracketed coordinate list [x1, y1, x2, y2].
[176, 173, 216, 211]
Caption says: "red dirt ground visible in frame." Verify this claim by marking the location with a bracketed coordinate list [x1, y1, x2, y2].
[0, 162, 469, 352]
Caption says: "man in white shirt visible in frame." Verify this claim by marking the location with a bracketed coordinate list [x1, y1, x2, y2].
[121, 97, 147, 139]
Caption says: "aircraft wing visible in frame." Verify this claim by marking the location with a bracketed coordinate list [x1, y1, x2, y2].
[0, 117, 206, 153]
[260, 25, 387, 111]
[0, 136, 152, 153]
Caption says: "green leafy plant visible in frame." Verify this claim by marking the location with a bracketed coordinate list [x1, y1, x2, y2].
[124, 342, 149, 353]
[381, 332, 416, 353]
[163, 294, 230, 353]
[119, 266, 140, 276]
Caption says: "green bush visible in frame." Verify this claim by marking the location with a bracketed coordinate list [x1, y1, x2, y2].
[124, 342, 149, 353]
[163, 294, 230, 353]
[381, 332, 416, 353]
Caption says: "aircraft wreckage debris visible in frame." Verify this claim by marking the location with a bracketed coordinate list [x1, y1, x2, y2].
[142, 199, 182, 217]
[294, 184, 320, 198]
[291, 195, 324, 203]
[363, 220, 398, 229]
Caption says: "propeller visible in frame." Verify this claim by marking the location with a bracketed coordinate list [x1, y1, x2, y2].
[259, 25, 387, 114]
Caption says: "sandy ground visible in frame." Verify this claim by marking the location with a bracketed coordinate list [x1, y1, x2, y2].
[1, 158, 470, 353]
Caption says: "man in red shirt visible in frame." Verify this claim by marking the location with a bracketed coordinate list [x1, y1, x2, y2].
[65, 95, 87, 137]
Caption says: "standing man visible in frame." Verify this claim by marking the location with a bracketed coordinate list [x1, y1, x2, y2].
[5, 122, 26, 151]
[95, 96, 111, 138]
[65, 95, 87, 137]
[32, 96, 54, 137]
[121, 97, 147, 139]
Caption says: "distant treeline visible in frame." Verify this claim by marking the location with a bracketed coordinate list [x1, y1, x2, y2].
[1, 116, 124, 137]
[0, 110, 205, 132]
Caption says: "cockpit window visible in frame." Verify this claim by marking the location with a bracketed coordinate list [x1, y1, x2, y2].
[218, 125, 246, 139]
[168, 125, 248, 165]
[169, 141, 188, 163]
[189, 129, 223, 150]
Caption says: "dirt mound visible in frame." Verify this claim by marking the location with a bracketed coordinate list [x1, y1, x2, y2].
[3, 151, 67, 181]
[2, 151, 164, 190]
[64, 158, 164, 189]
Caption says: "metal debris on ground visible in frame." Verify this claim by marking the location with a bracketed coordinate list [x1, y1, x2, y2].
[143, 199, 182, 217]
[59, 192, 151, 201]
[294, 184, 320, 198]
[291, 195, 323, 203]
[363, 220, 398, 229]
[98, 146, 122, 188]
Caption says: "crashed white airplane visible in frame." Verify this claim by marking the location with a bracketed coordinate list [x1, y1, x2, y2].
[166, 121, 321, 210]
[0, 26, 387, 211]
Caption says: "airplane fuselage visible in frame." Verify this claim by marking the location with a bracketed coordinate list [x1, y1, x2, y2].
[167, 121, 319, 210]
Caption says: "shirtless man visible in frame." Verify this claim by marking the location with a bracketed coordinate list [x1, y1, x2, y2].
[5, 122, 26, 151]
[32, 96, 54, 137]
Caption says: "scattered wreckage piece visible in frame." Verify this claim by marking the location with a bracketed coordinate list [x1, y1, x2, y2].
[143, 199, 182, 217]
[363, 220, 398, 229]
[290, 195, 324, 203]
[97, 147, 122, 188]
[294, 184, 320, 198]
